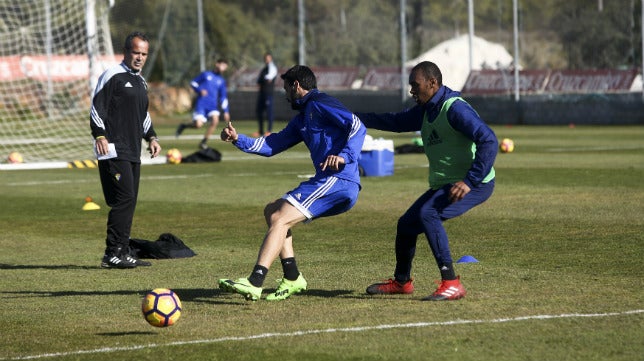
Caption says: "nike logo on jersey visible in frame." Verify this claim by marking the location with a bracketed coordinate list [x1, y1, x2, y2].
[124, 82, 133, 88]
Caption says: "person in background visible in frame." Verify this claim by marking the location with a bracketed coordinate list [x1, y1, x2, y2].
[254, 52, 277, 136]
[218, 65, 366, 301]
[356, 61, 497, 301]
[90, 31, 161, 269]
[176, 58, 230, 149]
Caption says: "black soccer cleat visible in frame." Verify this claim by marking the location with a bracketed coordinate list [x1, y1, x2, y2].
[175, 124, 186, 138]
[124, 255, 151, 267]
[101, 254, 137, 269]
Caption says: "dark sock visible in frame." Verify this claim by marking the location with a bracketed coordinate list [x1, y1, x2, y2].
[281, 257, 300, 281]
[439, 263, 457, 280]
[394, 276, 410, 284]
[248, 265, 268, 287]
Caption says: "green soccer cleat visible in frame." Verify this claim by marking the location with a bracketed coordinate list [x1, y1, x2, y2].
[266, 273, 308, 301]
[218, 278, 262, 301]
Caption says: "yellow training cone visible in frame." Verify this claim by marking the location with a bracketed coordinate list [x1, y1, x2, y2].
[82, 196, 101, 211]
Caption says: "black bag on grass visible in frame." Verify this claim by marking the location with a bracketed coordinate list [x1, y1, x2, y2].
[395, 143, 424, 154]
[181, 147, 222, 163]
[129, 233, 196, 259]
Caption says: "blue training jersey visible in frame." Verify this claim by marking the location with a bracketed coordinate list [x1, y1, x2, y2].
[191, 70, 229, 112]
[233, 89, 366, 185]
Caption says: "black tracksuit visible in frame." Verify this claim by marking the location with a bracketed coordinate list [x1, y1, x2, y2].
[90, 62, 157, 257]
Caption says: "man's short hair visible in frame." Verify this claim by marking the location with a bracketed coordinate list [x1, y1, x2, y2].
[124, 31, 149, 52]
[412, 61, 443, 86]
[280, 65, 317, 90]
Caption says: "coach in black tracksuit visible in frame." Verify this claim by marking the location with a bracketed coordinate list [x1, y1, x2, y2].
[90, 32, 161, 269]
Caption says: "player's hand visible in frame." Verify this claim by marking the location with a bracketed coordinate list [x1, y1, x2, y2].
[95, 137, 109, 155]
[220, 121, 238, 142]
[320, 155, 345, 171]
[148, 139, 161, 158]
[449, 181, 470, 203]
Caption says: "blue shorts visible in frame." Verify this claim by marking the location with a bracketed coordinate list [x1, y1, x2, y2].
[283, 176, 360, 222]
[193, 102, 220, 121]
[193, 98, 227, 121]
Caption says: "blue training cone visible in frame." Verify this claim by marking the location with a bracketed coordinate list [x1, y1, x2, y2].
[456, 255, 479, 263]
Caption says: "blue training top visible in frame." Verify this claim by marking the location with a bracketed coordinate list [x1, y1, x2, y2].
[233, 89, 366, 185]
[191, 70, 229, 113]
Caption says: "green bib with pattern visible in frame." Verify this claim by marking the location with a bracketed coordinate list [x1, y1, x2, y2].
[421, 97, 495, 189]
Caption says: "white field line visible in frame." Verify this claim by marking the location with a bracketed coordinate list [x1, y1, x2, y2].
[2, 309, 642, 360]
[4, 159, 425, 187]
[0, 151, 310, 171]
[544, 145, 643, 152]
[5, 170, 310, 187]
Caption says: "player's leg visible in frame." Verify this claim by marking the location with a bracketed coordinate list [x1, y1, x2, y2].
[256, 200, 306, 270]
[264, 177, 358, 300]
[200, 111, 220, 149]
[366, 190, 434, 295]
[122, 162, 150, 267]
[219, 177, 358, 300]
[99, 160, 146, 268]
[416, 187, 464, 301]
[265, 94, 274, 134]
[254, 198, 302, 299]
[175, 107, 206, 137]
[255, 92, 265, 136]
[219, 200, 305, 301]
[419, 181, 494, 301]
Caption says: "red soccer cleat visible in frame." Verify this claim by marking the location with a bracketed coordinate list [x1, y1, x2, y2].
[422, 276, 466, 301]
[366, 278, 414, 295]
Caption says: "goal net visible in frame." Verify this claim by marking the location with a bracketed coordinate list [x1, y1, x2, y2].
[0, 0, 115, 167]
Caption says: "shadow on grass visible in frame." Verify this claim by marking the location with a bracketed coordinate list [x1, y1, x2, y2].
[300, 289, 355, 298]
[171, 288, 245, 305]
[0, 264, 364, 302]
[1, 288, 248, 306]
[2, 289, 147, 297]
[97, 331, 157, 336]
[0, 263, 97, 270]
[177, 288, 360, 304]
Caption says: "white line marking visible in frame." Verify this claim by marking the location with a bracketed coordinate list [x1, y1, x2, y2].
[5, 170, 310, 187]
[3, 309, 642, 360]
[545, 145, 643, 152]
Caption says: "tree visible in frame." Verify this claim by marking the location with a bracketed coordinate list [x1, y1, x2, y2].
[107, 0, 642, 86]
[551, 0, 640, 69]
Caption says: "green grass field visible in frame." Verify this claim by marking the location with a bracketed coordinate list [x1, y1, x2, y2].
[1, 123, 643, 361]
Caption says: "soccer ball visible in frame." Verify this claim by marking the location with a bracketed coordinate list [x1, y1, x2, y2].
[166, 148, 182, 164]
[499, 138, 514, 153]
[141, 288, 182, 327]
[7, 151, 23, 163]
